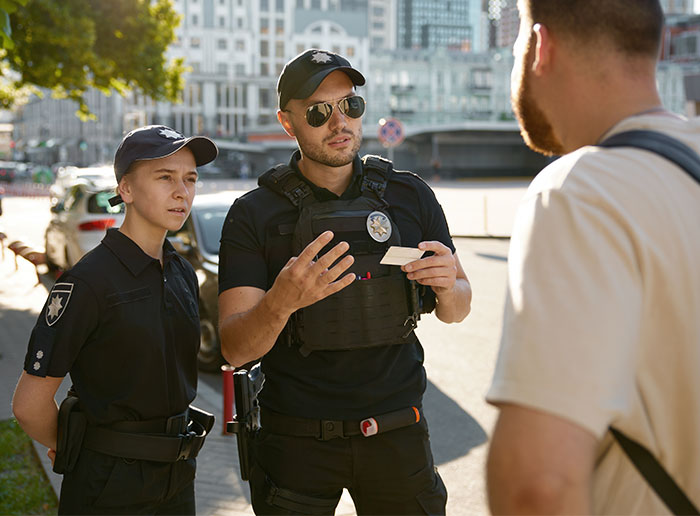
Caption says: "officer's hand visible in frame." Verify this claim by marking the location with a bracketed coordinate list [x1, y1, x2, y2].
[47, 448, 56, 466]
[401, 241, 457, 294]
[270, 231, 355, 314]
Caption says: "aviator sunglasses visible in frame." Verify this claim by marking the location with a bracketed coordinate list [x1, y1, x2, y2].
[292, 95, 366, 128]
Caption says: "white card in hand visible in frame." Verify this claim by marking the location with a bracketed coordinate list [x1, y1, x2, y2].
[380, 246, 425, 266]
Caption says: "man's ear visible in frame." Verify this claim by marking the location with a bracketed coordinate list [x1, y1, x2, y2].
[531, 23, 552, 76]
[117, 175, 133, 204]
[277, 110, 296, 138]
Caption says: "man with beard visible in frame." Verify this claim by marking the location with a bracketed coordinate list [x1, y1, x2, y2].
[486, 0, 700, 514]
[217, 49, 471, 514]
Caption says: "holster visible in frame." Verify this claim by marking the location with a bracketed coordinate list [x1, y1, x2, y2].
[189, 405, 216, 435]
[53, 395, 87, 474]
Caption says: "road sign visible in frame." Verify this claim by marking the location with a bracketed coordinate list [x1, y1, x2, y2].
[377, 118, 405, 148]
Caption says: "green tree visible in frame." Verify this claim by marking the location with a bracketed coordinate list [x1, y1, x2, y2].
[2, 0, 185, 119]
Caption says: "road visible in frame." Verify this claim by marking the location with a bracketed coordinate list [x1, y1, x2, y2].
[0, 181, 517, 515]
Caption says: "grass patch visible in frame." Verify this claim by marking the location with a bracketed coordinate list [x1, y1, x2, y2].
[0, 418, 58, 515]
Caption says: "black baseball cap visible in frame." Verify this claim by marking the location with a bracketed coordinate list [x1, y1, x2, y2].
[277, 49, 366, 110]
[109, 125, 218, 206]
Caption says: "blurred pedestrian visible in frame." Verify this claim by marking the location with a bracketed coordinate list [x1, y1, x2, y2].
[486, 1, 700, 514]
[12, 125, 218, 515]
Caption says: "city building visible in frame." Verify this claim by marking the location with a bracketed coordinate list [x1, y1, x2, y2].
[660, 0, 695, 14]
[396, 0, 484, 53]
[366, 47, 513, 127]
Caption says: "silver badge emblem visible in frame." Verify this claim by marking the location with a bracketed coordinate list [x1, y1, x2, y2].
[366, 211, 392, 243]
[45, 282, 73, 326]
[311, 51, 332, 64]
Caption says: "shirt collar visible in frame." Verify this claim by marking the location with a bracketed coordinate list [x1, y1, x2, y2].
[102, 228, 178, 277]
[288, 150, 362, 201]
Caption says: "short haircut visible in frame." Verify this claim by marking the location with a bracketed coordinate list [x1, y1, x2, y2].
[521, 0, 664, 57]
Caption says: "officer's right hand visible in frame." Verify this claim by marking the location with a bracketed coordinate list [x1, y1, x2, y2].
[268, 231, 355, 315]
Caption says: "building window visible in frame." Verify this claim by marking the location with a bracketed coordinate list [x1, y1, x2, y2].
[276, 18, 284, 34]
[275, 41, 284, 57]
[261, 0, 269, 10]
[311, 0, 320, 8]
[191, 14, 198, 25]
[237, 17, 243, 28]
[332, 45, 340, 54]
[190, 62, 201, 74]
[372, 21, 384, 30]
[217, 38, 227, 50]
[235, 63, 245, 75]
[217, 63, 228, 74]
[219, 16, 226, 27]
[346, 46, 355, 57]
[296, 0, 303, 6]
[261, 18, 269, 34]
[297, 43, 305, 54]
[236, 40, 245, 50]
[373, 6, 384, 16]
[190, 37, 201, 48]
[276, 0, 284, 12]
[276, 62, 284, 75]
[259, 88, 271, 108]
[260, 62, 269, 76]
[261, 40, 269, 56]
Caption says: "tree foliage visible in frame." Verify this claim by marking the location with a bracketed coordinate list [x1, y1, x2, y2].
[3, 0, 185, 119]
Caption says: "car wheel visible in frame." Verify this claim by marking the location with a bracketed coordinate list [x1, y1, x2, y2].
[44, 236, 60, 272]
[198, 312, 225, 372]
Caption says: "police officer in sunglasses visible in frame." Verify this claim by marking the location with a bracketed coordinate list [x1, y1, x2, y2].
[218, 49, 472, 515]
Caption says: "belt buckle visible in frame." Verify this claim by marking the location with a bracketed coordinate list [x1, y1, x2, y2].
[318, 420, 345, 441]
[177, 432, 195, 460]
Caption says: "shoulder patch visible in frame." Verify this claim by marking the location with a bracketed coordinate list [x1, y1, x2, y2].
[45, 282, 74, 327]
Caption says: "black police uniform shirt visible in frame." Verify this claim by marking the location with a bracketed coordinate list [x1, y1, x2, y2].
[219, 151, 455, 420]
[24, 228, 200, 426]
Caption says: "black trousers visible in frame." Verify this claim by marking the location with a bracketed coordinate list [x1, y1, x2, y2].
[249, 417, 447, 515]
[58, 448, 196, 515]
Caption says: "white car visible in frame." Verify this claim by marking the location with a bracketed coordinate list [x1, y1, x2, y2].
[49, 165, 114, 208]
[45, 177, 125, 270]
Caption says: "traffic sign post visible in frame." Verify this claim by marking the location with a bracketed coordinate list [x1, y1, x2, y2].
[377, 118, 405, 161]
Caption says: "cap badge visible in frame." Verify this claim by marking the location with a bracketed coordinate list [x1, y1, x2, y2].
[45, 282, 73, 326]
[367, 211, 392, 243]
[311, 51, 332, 64]
[159, 128, 183, 139]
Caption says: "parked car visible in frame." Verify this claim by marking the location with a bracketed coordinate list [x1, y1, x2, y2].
[45, 178, 125, 270]
[168, 191, 239, 371]
[0, 161, 17, 183]
[49, 165, 113, 207]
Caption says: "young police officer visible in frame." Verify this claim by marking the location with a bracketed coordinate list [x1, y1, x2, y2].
[218, 49, 472, 514]
[12, 125, 218, 515]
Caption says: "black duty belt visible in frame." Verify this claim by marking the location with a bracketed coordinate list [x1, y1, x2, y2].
[261, 406, 422, 441]
[82, 406, 214, 462]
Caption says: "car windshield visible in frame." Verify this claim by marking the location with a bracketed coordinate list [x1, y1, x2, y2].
[88, 191, 124, 214]
[194, 206, 228, 255]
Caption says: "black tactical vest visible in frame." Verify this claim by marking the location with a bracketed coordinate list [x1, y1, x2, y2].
[258, 155, 434, 356]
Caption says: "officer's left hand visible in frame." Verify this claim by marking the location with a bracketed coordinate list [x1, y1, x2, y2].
[401, 241, 457, 294]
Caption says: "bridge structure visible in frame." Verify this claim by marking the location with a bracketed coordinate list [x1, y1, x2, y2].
[212, 120, 552, 180]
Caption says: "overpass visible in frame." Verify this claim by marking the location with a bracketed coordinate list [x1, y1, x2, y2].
[211, 120, 551, 179]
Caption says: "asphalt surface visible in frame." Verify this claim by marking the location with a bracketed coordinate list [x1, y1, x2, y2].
[0, 179, 523, 515]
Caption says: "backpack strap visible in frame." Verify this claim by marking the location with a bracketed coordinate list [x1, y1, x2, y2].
[599, 129, 700, 185]
[610, 428, 699, 515]
[258, 164, 314, 208]
[360, 154, 393, 201]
